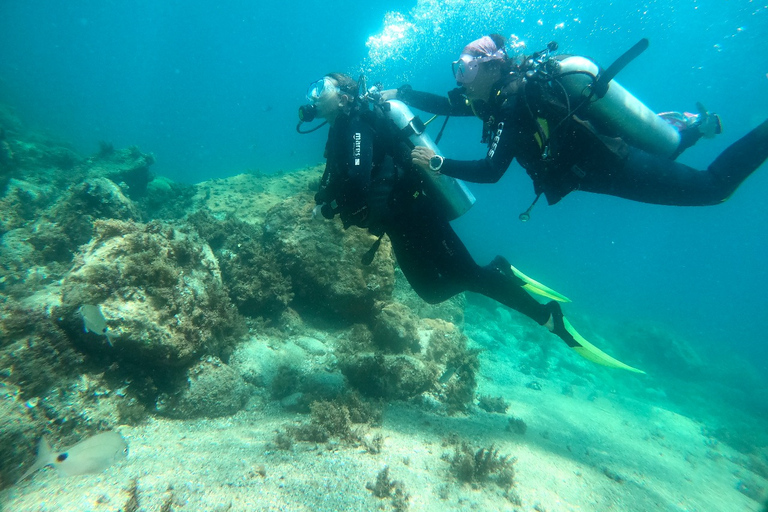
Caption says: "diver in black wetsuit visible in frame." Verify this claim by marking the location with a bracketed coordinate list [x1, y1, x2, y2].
[297, 72, 643, 372]
[383, 34, 768, 213]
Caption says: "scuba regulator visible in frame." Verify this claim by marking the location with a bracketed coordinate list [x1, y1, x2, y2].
[296, 103, 327, 134]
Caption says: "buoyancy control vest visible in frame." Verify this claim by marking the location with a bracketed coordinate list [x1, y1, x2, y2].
[318, 100, 476, 228]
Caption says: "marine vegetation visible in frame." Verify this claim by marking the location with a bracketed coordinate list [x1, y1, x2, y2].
[477, 394, 510, 413]
[444, 442, 517, 490]
[288, 392, 382, 444]
[367, 466, 410, 511]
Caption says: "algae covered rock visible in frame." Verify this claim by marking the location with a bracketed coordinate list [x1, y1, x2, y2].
[28, 177, 142, 264]
[0, 394, 38, 490]
[156, 356, 251, 418]
[86, 145, 154, 198]
[341, 353, 435, 400]
[0, 302, 83, 398]
[372, 302, 421, 353]
[263, 193, 395, 321]
[57, 219, 245, 368]
[187, 210, 293, 319]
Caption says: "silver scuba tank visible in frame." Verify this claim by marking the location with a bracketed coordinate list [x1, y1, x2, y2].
[384, 99, 476, 220]
[554, 56, 681, 158]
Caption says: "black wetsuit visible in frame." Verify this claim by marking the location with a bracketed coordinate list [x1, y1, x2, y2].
[398, 79, 768, 206]
[316, 104, 550, 325]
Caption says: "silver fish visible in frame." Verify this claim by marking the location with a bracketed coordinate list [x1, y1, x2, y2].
[20, 431, 128, 481]
[79, 304, 114, 346]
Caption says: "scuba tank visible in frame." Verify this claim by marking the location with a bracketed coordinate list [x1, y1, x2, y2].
[384, 99, 476, 220]
[552, 55, 681, 158]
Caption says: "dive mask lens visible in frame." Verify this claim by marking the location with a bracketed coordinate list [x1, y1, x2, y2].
[452, 55, 480, 84]
[306, 78, 326, 103]
[306, 77, 339, 104]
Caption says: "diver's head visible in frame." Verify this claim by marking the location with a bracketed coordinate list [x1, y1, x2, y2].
[303, 73, 358, 125]
[453, 34, 510, 101]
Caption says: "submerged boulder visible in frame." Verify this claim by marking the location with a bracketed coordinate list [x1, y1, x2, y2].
[57, 219, 245, 368]
[155, 357, 252, 419]
[263, 193, 395, 322]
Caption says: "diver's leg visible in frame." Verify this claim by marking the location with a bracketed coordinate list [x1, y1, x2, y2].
[385, 200, 465, 304]
[705, 118, 768, 200]
[579, 119, 768, 205]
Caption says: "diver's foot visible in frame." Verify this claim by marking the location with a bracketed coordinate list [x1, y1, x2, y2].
[545, 301, 579, 348]
[487, 255, 513, 276]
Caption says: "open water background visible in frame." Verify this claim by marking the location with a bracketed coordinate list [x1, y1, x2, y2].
[1, 0, 766, 380]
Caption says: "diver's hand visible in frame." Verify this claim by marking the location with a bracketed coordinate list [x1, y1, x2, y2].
[379, 89, 398, 102]
[412, 146, 436, 172]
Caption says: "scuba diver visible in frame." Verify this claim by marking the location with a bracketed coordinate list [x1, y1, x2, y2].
[297, 71, 643, 373]
[382, 34, 768, 217]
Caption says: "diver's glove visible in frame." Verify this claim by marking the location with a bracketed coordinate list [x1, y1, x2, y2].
[694, 102, 722, 139]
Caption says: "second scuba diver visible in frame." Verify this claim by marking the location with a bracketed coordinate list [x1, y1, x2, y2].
[297, 72, 643, 373]
[383, 34, 768, 217]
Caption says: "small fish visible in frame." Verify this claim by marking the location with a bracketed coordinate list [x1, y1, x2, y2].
[79, 304, 114, 346]
[20, 431, 129, 481]
[438, 363, 467, 384]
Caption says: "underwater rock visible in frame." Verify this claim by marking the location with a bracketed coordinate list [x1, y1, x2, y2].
[0, 178, 57, 235]
[294, 336, 328, 356]
[0, 394, 38, 490]
[192, 168, 322, 226]
[26, 177, 143, 265]
[155, 357, 251, 418]
[263, 193, 395, 322]
[141, 176, 195, 220]
[372, 302, 421, 354]
[57, 219, 244, 368]
[0, 302, 83, 398]
[341, 353, 435, 400]
[393, 267, 466, 327]
[86, 145, 154, 198]
[229, 336, 343, 400]
[187, 210, 293, 319]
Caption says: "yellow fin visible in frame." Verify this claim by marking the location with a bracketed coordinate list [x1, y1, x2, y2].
[510, 264, 571, 303]
[564, 318, 645, 374]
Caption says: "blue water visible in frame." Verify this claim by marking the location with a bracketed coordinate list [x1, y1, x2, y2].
[1, 1, 766, 376]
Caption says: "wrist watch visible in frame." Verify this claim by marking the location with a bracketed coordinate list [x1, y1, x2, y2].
[429, 154, 445, 172]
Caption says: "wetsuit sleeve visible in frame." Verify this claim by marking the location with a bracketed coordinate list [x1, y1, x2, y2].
[397, 86, 475, 117]
[439, 118, 516, 183]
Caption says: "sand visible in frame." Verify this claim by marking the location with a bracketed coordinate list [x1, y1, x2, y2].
[3, 334, 765, 512]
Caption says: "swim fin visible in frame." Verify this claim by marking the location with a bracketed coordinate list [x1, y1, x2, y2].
[509, 264, 571, 303]
[547, 301, 645, 374]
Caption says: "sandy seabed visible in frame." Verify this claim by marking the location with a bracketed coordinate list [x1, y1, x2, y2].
[2, 355, 763, 512]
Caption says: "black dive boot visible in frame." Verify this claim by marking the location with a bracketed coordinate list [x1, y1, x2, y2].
[486, 255, 525, 286]
[545, 300, 578, 348]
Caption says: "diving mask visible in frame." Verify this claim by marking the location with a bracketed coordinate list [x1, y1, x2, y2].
[306, 77, 339, 103]
[452, 50, 506, 84]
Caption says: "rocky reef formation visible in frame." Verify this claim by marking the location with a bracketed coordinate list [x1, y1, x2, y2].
[0, 106, 479, 489]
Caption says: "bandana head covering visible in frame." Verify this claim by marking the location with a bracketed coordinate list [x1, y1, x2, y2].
[462, 35, 506, 59]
